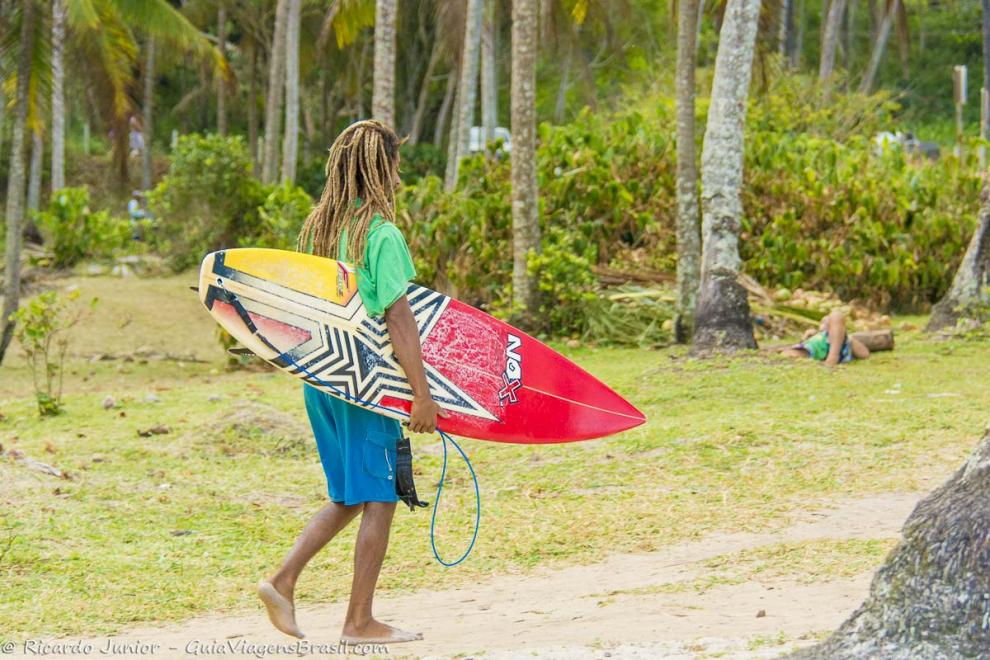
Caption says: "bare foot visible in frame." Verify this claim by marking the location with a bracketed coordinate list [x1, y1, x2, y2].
[341, 619, 423, 644]
[257, 580, 304, 639]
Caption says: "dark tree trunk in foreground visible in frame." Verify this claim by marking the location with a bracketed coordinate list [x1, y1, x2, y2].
[692, 0, 760, 353]
[0, 0, 36, 365]
[926, 175, 990, 332]
[674, 0, 701, 344]
[793, 427, 990, 659]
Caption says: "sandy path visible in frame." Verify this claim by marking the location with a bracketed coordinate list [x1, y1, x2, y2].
[34, 492, 922, 659]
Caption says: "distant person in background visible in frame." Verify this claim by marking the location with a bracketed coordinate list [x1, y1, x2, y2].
[128, 115, 144, 158]
[127, 191, 149, 240]
[780, 310, 870, 366]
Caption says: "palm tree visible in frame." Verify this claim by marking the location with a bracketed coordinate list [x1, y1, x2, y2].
[819, 0, 847, 103]
[27, 131, 42, 211]
[372, 0, 396, 128]
[51, 0, 66, 192]
[674, 0, 701, 344]
[446, 0, 484, 191]
[263, 0, 289, 184]
[141, 38, 155, 192]
[859, 0, 903, 94]
[511, 0, 539, 320]
[281, 0, 301, 183]
[1, 0, 37, 365]
[691, 0, 761, 353]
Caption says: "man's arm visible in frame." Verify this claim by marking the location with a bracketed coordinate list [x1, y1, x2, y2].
[384, 295, 447, 433]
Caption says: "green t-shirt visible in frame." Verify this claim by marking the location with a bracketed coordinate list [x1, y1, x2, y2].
[339, 216, 417, 318]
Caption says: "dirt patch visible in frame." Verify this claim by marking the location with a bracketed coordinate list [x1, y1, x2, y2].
[51, 492, 922, 659]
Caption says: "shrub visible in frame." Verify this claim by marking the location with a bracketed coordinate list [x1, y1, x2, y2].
[34, 187, 133, 268]
[147, 134, 266, 271]
[398, 78, 981, 341]
[253, 183, 314, 250]
[12, 290, 94, 416]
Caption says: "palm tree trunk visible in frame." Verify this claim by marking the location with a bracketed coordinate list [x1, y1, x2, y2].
[0, 77, 6, 166]
[409, 39, 442, 145]
[675, 0, 701, 344]
[27, 131, 42, 212]
[248, 43, 259, 176]
[217, 4, 227, 136]
[510, 0, 540, 320]
[372, 0, 397, 128]
[859, 0, 898, 94]
[434, 69, 457, 145]
[983, 0, 990, 95]
[446, 0, 484, 190]
[692, 0, 761, 353]
[481, 0, 498, 145]
[1, 0, 37, 365]
[792, 0, 804, 68]
[778, 0, 792, 60]
[141, 39, 155, 192]
[926, 180, 990, 332]
[819, 0, 847, 103]
[51, 0, 66, 192]
[262, 0, 289, 184]
[281, 0, 301, 183]
[444, 83, 461, 187]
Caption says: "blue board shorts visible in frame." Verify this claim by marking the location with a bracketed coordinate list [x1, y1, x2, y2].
[303, 384, 400, 506]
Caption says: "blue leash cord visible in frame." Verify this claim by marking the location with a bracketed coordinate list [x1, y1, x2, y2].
[216, 283, 481, 566]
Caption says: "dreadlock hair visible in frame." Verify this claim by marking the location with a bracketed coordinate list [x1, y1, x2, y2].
[297, 120, 402, 266]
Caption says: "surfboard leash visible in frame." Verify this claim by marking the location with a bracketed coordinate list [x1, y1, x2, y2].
[211, 283, 481, 567]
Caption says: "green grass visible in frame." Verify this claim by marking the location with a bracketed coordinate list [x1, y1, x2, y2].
[2, 274, 989, 636]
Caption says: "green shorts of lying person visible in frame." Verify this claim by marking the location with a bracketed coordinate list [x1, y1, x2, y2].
[780, 310, 870, 366]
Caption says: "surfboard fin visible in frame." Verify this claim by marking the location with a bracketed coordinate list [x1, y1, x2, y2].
[227, 347, 256, 358]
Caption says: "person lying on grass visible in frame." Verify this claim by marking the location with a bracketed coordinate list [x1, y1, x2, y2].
[257, 120, 446, 645]
[780, 310, 871, 366]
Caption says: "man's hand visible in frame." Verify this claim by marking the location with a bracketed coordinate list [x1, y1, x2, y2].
[407, 395, 449, 434]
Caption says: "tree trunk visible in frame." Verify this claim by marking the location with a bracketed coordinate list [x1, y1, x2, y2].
[692, 0, 761, 353]
[217, 4, 227, 136]
[262, 0, 289, 184]
[554, 41, 574, 124]
[819, 0, 847, 103]
[444, 82, 461, 187]
[793, 427, 990, 658]
[434, 69, 457, 145]
[843, 0, 856, 71]
[778, 0, 793, 61]
[0, 77, 5, 167]
[408, 39, 442, 146]
[926, 176, 990, 332]
[0, 0, 37, 365]
[983, 0, 990, 94]
[792, 0, 804, 68]
[27, 131, 42, 212]
[859, 0, 898, 94]
[481, 0, 498, 146]
[142, 39, 155, 192]
[281, 0, 301, 184]
[248, 43, 259, 176]
[675, 0, 702, 344]
[372, 0, 397, 128]
[51, 0, 66, 192]
[446, 0, 484, 191]
[510, 0, 540, 321]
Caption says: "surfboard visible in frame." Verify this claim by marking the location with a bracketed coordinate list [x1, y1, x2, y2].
[198, 248, 645, 444]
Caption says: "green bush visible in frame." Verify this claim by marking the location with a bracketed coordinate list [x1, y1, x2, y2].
[398, 77, 981, 340]
[148, 134, 266, 271]
[148, 134, 314, 269]
[34, 187, 133, 268]
[253, 183, 314, 250]
[12, 290, 94, 416]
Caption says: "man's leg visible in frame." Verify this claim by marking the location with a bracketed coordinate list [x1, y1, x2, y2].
[270, 501, 363, 598]
[260, 501, 363, 638]
[342, 501, 422, 643]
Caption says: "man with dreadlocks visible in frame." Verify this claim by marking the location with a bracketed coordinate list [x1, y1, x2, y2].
[257, 120, 445, 645]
